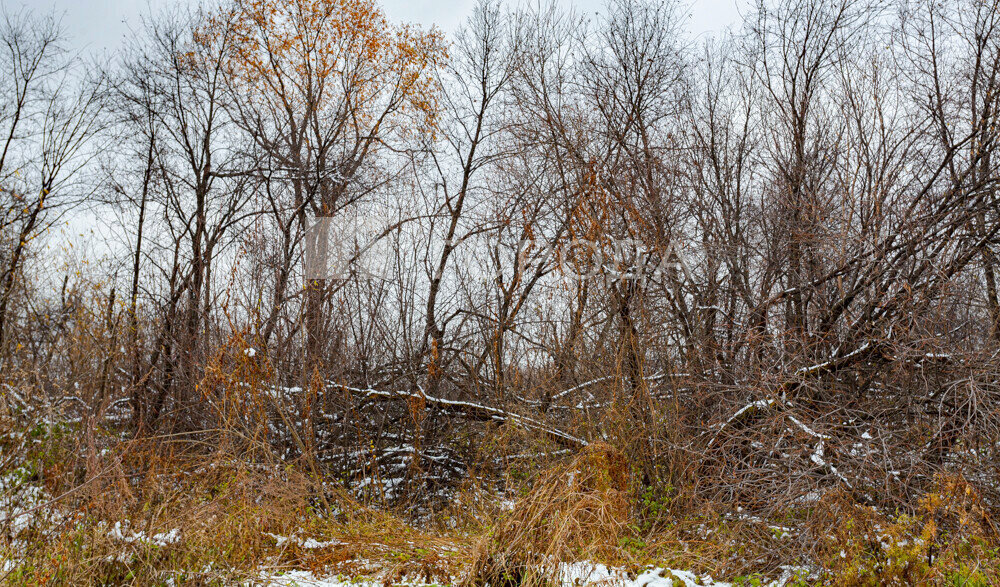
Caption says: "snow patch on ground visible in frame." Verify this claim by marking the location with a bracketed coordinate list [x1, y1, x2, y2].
[260, 561, 815, 587]
[559, 562, 729, 586]
[265, 532, 343, 549]
[108, 521, 181, 547]
[262, 570, 372, 586]
[0, 469, 48, 536]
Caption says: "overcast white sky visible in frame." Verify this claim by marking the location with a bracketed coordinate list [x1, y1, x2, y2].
[4, 0, 749, 275]
[8, 0, 747, 56]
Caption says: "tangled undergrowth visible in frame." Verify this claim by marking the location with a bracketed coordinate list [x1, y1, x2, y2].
[2, 412, 999, 586]
[0, 417, 473, 585]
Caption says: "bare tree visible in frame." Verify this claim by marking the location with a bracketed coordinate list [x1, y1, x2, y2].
[0, 8, 103, 367]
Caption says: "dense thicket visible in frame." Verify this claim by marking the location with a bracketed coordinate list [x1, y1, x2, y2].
[4, 0, 1000, 519]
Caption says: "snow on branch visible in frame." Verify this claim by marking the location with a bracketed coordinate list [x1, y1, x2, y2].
[329, 382, 588, 449]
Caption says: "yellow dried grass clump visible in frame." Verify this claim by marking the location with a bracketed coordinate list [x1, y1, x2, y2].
[464, 442, 632, 587]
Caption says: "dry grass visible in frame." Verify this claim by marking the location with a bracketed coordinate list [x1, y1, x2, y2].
[0, 426, 475, 586]
[3, 395, 1000, 587]
[463, 443, 632, 587]
[803, 477, 1000, 586]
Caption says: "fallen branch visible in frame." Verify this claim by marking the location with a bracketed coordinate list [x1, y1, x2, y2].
[329, 382, 588, 449]
[709, 398, 853, 489]
[552, 371, 684, 402]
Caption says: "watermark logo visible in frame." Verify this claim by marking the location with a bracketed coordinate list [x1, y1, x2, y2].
[304, 212, 396, 281]
[304, 213, 692, 284]
[515, 237, 693, 284]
